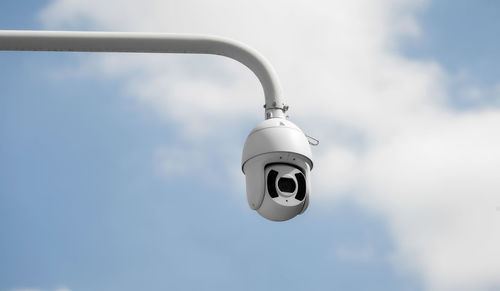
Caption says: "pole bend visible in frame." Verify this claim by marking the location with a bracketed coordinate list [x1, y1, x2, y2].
[0, 30, 286, 118]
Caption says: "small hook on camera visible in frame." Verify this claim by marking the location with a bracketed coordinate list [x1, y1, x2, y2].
[306, 135, 319, 146]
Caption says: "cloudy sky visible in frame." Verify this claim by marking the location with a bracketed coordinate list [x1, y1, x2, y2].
[1, 0, 500, 290]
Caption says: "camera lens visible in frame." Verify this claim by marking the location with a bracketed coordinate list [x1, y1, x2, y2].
[278, 177, 296, 193]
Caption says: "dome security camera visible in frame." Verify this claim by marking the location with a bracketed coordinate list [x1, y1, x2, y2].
[0, 29, 314, 221]
[242, 118, 313, 221]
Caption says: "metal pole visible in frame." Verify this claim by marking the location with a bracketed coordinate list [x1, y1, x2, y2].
[0, 30, 287, 118]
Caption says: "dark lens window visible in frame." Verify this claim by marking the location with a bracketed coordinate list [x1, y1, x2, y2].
[294, 173, 306, 201]
[267, 170, 279, 198]
[278, 177, 296, 193]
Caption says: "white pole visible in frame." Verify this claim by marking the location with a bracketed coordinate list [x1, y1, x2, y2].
[0, 30, 287, 118]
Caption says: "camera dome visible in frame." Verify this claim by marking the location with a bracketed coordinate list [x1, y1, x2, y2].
[242, 119, 313, 166]
[242, 118, 313, 221]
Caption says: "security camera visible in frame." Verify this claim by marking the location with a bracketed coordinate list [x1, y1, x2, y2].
[0, 30, 313, 220]
[242, 118, 313, 221]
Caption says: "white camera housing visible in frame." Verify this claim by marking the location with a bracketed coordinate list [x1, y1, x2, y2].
[242, 118, 313, 221]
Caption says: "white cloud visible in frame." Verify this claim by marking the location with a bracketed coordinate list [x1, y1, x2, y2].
[39, 0, 500, 290]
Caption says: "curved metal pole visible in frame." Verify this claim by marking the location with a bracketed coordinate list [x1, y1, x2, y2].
[0, 30, 287, 118]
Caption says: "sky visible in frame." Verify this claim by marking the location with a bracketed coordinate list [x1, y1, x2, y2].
[1, 1, 500, 291]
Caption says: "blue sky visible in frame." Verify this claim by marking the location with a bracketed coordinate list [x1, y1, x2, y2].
[1, 1, 500, 291]
[403, 0, 500, 85]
